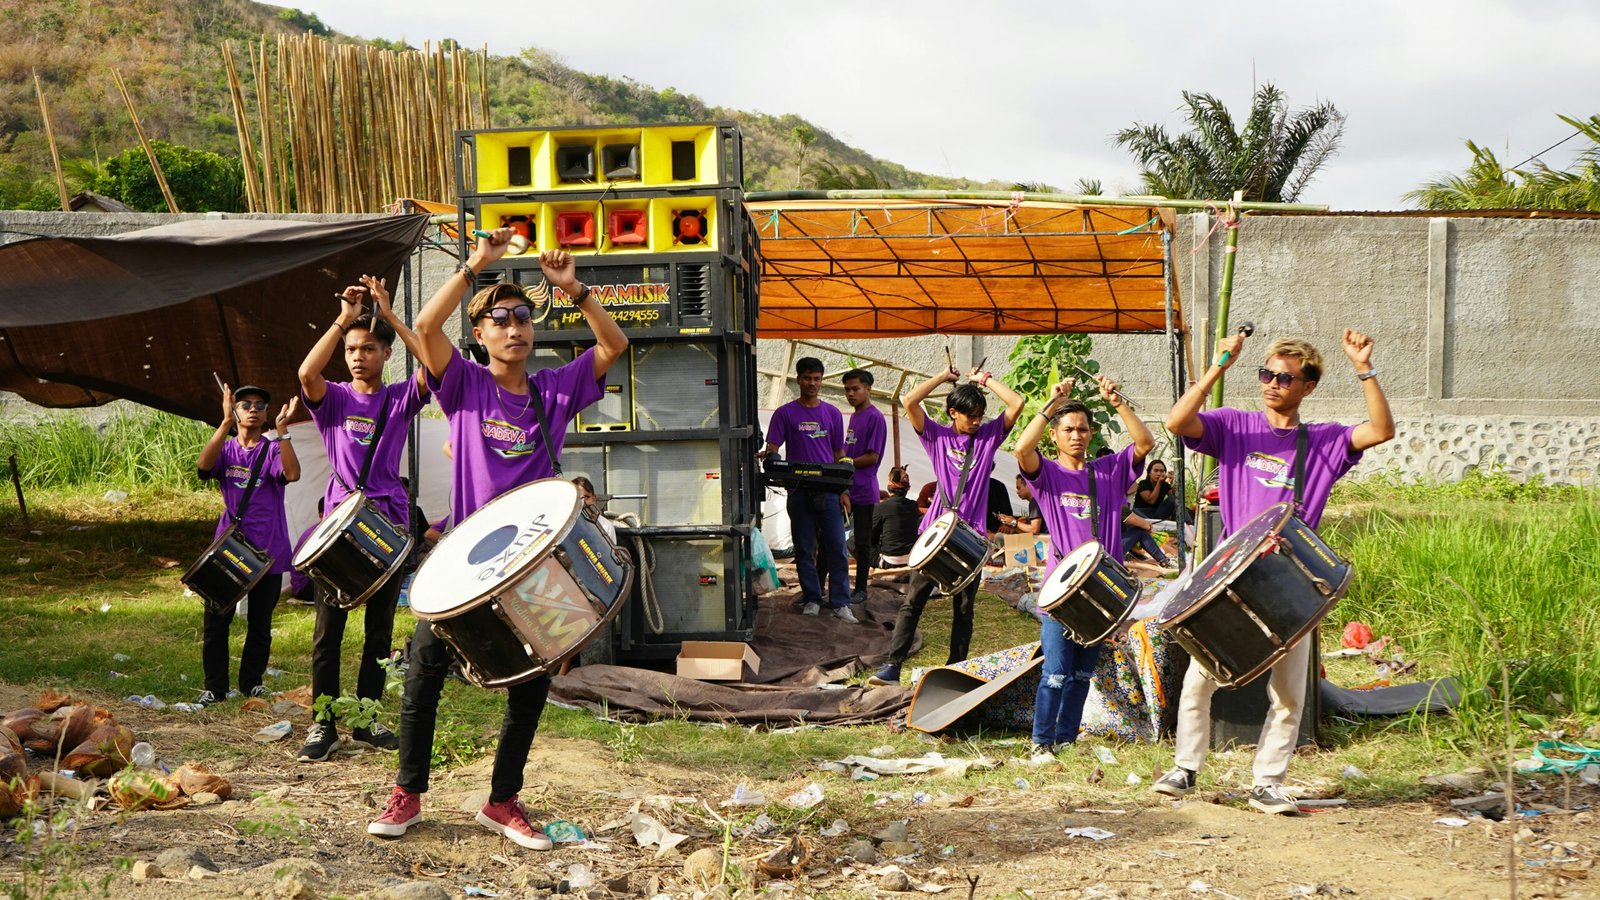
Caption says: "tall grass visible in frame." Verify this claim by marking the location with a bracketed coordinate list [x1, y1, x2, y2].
[1324, 487, 1600, 718]
[0, 411, 211, 489]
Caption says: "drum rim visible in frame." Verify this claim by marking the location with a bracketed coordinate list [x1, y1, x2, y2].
[410, 477, 584, 618]
[292, 490, 375, 568]
[1157, 501, 1294, 628]
[907, 510, 960, 568]
[1037, 540, 1110, 612]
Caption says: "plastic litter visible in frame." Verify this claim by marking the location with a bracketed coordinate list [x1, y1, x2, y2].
[563, 863, 594, 889]
[1065, 826, 1116, 840]
[464, 888, 500, 897]
[544, 820, 586, 844]
[126, 694, 166, 710]
[1013, 778, 1030, 790]
[264, 667, 284, 677]
[629, 813, 689, 855]
[820, 818, 849, 837]
[112, 653, 131, 662]
[1434, 817, 1472, 827]
[102, 490, 128, 503]
[780, 782, 825, 809]
[1124, 772, 1143, 785]
[1093, 746, 1119, 766]
[252, 720, 292, 743]
[170, 702, 203, 713]
[130, 742, 156, 769]
[720, 783, 767, 807]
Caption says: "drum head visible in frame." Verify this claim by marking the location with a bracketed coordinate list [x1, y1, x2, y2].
[410, 479, 580, 617]
[293, 491, 364, 567]
[908, 511, 958, 568]
[1158, 501, 1293, 626]
[1038, 541, 1104, 612]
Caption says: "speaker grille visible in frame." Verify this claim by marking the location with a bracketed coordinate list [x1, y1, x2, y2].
[645, 538, 727, 632]
[633, 343, 718, 431]
[678, 264, 710, 320]
[605, 440, 723, 526]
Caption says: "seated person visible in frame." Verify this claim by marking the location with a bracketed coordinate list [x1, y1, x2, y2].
[997, 473, 1045, 534]
[985, 476, 1015, 536]
[916, 480, 938, 516]
[1121, 509, 1175, 568]
[1131, 458, 1188, 529]
[873, 466, 921, 567]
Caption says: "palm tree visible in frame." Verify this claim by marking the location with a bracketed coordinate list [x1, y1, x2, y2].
[803, 159, 891, 190]
[1407, 114, 1600, 212]
[1113, 84, 1345, 202]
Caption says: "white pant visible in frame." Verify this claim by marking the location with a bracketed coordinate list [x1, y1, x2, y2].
[1173, 635, 1312, 787]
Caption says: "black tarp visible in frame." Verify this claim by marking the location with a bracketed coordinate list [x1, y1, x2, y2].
[0, 216, 427, 420]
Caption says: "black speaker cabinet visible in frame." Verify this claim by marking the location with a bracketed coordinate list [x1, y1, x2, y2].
[507, 146, 532, 187]
[555, 145, 595, 183]
[602, 143, 641, 181]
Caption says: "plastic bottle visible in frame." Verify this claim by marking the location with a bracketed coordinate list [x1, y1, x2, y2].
[130, 742, 156, 768]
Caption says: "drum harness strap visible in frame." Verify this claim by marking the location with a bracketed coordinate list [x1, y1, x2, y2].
[327, 389, 393, 497]
[935, 432, 979, 525]
[229, 438, 272, 531]
[1291, 424, 1308, 514]
[525, 381, 562, 477]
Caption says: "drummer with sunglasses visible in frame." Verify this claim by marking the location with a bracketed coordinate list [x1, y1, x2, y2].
[294, 275, 431, 763]
[367, 229, 626, 850]
[1015, 374, 1155, 755]
[1153, 330, 1393, 815]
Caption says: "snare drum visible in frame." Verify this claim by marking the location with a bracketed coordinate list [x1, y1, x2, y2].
[1155, 502, 1351, 687]
[1037, 541, 1141, 645]
[292, 491, 413, 609]
[182, 528, 274, 613]
[908, 511, 990, 595]
[408, 479, 634, 689]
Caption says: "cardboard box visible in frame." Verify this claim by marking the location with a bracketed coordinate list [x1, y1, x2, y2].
[1001, 533, 1051, 568]
[676, 641, 761, 682]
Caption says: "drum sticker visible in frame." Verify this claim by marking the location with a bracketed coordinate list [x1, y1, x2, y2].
[1294, 526, 1338, 568]
[1245, 451, 1294, 491]
[467, 516, 557, 582]
[576, 537, 615, 586]
[699, 575, 717, 586]
[502, 565, 599, 659]
[344, 415, 377, 446]
[1204, 546, 1240, 580]
[222, 549, 256, 576]
[1094, 571, 1129, 600]
[355, 520, 396, 557]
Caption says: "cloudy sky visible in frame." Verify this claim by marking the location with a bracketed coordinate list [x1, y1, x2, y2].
[294, 0, 1599, 210]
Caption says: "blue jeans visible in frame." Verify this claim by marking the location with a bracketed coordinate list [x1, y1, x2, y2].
[787, 489, 851, 608]
[1121, 526, 1170, 565]
[1032, 615, 1102, 746]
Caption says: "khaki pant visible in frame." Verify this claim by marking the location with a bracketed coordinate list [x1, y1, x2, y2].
[1173, 635, 1312, 787]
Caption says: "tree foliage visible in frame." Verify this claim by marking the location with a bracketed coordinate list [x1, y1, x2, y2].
[1407, 114, 1600, 212]
[1114, 84, 1345, 202]
[803, 159, 892, 190]
[95, 141, 244, 212]
[1003, 333, 1121, 456]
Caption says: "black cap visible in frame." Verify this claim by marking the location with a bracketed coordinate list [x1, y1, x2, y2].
[233, 384, 271, 404]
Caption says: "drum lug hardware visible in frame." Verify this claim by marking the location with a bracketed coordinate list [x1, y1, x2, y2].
[1227, 588, 1282, 646]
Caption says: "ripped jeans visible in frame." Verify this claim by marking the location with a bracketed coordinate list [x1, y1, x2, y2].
[1032, 615, 1103, 746]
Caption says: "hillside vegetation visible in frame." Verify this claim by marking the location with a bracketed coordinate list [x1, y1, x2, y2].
[0, 0, 989, 209]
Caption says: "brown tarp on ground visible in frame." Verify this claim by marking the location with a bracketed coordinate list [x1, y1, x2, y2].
[748, 199, 1179, 339]
[0, 215, 427, 420]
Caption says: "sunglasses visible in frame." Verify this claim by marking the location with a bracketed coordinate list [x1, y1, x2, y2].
[235, 400, 269, 411]
[478, 303, 534, 326]
[1257, 367, 1308, 388]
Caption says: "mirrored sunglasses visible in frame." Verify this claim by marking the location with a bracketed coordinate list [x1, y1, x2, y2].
[235, 400, 269, 411]
[479, 303, 534, 326]
[1257, 367, 1305, 388]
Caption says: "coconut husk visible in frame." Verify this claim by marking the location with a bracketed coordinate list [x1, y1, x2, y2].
[1, 709, 44, 744]
[240, 697, 271, 713]
[172, 762, 232, 799]
[277, 685, 315, 710]
[0, 774, 40, 819]
[0, 724, 21, 757]
[35, 688, 74, 712]
[62, 723, 135, 779]
[107, 768, 183, 812]
[0, 746, 23, 783]
[756, 835, 812, 879]
[24, 705, 97, 754]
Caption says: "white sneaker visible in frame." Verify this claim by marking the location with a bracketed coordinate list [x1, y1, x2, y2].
[1248, 784, 1300, 815]
[831, 605, 860, 624]
[801, 602, 821, 616]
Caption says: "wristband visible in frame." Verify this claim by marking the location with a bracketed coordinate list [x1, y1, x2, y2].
[275, 435, 292, 442]
[453, 261, 476, 282]
[1357, 367, 1379, 382]
[573, 283, 592, 307]
[334, 321, 349, 334]
[976, 371, 992, 387]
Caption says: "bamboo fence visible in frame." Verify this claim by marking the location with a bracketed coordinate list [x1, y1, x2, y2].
[223, 34, 490, 213]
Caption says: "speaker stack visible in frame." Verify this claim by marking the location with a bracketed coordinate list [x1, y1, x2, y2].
[453, 122, 761, 660]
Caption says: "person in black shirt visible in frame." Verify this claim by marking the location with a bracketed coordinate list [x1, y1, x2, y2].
[985, 476, 1014, 535]
[1132, 458, 1183, 522]
[872, 466, 921, 566]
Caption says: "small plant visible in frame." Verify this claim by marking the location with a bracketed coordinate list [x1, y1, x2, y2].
[4, 799, 127, 899]
[310, 656, 404, 731]
[607, 722, 645, 765]
[1003, 333, 1123, 456]
[237, 796, 310, 843]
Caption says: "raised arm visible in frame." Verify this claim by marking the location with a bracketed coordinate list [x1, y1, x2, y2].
[974, 367, 1027, 430]
[1343, 329, 1395, 452]
[1097, 373, 1155, 464]
[275, 398, 302, 483]
[363, 274, 431, 396]
[298, 285, 364, 404]
[1014, 377, 1073, 477]
[538, 250, 628, 379]
[1166, 331, 1246, 439]
[902, 365, 958, 434]
[197, 383, 234, 474]
[415, 229, 514, 379]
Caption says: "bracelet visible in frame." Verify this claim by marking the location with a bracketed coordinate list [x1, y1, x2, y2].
[334, 321, 348, 334]
[453, 261, 476, 282]
[1357, 367, 1379, 382]
[976, 371, 992, 387]
[572, 283, 592, 307]
[276, 435, 292, 442]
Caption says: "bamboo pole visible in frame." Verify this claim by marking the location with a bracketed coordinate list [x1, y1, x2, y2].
[745, 189, 1326, 213]
[31, 71, 70, 212]
[222, 43, 263, 211]
[1206, 191, 1245, 410]
[110, 69, 178, 213]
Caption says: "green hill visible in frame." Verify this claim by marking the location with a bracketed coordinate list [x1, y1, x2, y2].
[0, 1, 991, 210]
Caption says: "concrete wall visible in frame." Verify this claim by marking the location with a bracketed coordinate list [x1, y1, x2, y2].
[755, 213, 1600, 484]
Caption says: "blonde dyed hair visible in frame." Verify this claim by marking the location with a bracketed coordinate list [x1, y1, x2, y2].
[1264, 338, 1323, 383]
[465, 279, 549, 321]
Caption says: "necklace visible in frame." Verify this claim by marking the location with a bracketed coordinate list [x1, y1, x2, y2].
[496, 378, 533, 418]
[1266, 418, 1300, 437]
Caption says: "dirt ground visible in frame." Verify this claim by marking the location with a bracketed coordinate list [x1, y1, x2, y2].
[1, 684, 1595, 900]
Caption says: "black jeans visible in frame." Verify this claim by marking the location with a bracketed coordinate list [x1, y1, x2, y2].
[395, 620, 550, 803]
[309, 571, 402, 723]
[886, 571, 979, 666]
[202, 575, 281, 697]
[851, 502, 876, 596]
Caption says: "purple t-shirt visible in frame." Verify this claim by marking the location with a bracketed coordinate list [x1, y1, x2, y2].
[767, 400, 845, 466]
[426, 346, 605, 525]
[1023, 444, 1139, 566]
[304, 379, 428, 528]
[843, 404, 887, 505]
[1183, 407, 1361, 534]
[916, 415, 1012, 534]
[201, 438, 292, 573]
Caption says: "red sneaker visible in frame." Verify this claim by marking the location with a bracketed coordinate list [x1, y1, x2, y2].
[475, 794, 552, 850]
[367, 785, 421, 837]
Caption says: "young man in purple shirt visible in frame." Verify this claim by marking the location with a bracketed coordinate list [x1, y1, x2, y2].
[1016, 375, 1154, 753]
[1153, 331, 1394, 815]
[367, 229, 627, 850]
[195, 383, 301, 705]
[868, 363, 1025, 684]
[842, 368, 886, 605]
[762, 357, 856, 622]
[295, 274, 431, 762]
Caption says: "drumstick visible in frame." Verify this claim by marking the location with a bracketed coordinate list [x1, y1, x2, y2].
[471, 228, 531, 254]
[1216, 321, 1256, 366]
[1073, 364, 1136, 410]
[944, 345, 954, 375]
[212, 371, 225, 393]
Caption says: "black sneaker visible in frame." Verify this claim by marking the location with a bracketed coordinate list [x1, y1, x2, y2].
[866, 663, 901, 686]
[195, 690, 221, 707]
[352, 722, 398, 751]
[296, 722, 342, 762]
[1152, 767, 1196, 798]
[247, 685, 272, 698]
[1248, 784, 1300, 815]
